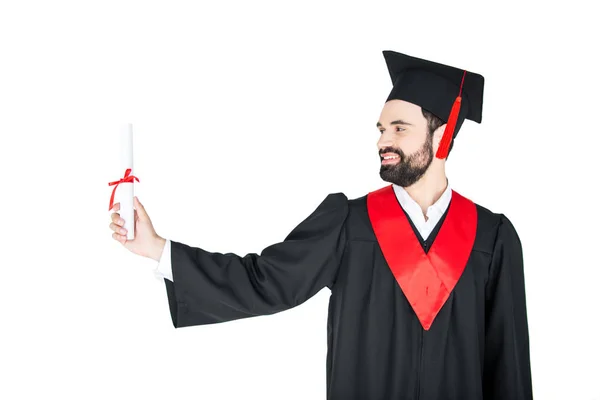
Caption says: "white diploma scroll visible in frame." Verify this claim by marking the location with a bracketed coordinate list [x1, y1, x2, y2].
[120, 123, 135, 240]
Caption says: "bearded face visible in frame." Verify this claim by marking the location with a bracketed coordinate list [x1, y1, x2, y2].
[377, 100, 438, 187]
[379, 130, 434, 187]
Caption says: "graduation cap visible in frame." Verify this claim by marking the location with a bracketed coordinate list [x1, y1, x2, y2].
[382, 50, 484, 159]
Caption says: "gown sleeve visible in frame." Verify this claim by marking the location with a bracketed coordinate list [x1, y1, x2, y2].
[483, 214, 533, 399]
[163, 192, 349, 328]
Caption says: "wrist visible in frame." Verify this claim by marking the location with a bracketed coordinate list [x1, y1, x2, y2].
[150, 235, 167, 262]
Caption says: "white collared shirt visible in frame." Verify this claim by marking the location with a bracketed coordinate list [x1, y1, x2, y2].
[154, 182, 452, 282]
[392, 182, 452, 241]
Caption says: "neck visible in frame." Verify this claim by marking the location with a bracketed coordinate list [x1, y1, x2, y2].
[403, 165, 448, 217]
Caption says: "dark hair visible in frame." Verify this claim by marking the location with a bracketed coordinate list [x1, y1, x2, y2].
[421, 108, 454, 156]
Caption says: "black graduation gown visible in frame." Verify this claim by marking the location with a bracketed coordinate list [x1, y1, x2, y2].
[162, 188, 533, 400]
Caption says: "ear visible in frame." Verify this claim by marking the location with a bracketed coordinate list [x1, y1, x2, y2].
[432, 123, 447, 155]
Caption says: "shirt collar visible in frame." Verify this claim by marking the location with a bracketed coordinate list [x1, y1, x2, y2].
[392, 180, 452, 218]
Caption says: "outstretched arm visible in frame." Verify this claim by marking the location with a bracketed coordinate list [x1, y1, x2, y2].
[162, 193, 349, 328]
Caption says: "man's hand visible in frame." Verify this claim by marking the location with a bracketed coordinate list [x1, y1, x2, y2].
[109, 196, 166, 261]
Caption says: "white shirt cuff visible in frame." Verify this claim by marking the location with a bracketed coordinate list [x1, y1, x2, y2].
[154, 238, 173, 282]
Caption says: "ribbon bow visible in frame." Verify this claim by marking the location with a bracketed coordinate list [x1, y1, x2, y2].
[108, 168, 140, 211]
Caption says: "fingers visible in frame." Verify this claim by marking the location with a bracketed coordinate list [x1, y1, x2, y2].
[110, 203, 121, 222]
[110, 201, 128, 245]
[109, 222, 127, 235]
[111, 212, 124, 224]
[112, 232, 127, 244]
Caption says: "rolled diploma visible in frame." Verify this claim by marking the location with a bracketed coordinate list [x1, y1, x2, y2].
[120, 123, 135, 240]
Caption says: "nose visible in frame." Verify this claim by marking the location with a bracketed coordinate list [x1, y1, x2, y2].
[377, 130, 394, 151]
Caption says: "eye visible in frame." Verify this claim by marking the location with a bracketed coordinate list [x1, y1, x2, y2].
[378, 126, 405, 134]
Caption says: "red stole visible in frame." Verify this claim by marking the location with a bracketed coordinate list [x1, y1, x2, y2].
[366, 184, 477, 330]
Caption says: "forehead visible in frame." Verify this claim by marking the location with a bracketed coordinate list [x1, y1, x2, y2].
[378, 99, 426, 125]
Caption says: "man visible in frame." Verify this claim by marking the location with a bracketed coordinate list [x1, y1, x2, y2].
[109, 50, 533, 399]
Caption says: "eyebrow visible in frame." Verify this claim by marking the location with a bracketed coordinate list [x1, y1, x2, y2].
[376, 119, 414, 128]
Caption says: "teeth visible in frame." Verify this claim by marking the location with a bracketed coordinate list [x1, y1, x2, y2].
[384, 156, 399, 160]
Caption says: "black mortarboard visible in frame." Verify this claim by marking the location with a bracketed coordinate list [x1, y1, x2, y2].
[382, 50, 484, 158]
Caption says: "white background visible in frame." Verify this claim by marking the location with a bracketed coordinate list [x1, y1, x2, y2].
[1, 0, 599, 399]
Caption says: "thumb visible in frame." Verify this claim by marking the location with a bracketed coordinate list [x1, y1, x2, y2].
[134, 196, 149, 221]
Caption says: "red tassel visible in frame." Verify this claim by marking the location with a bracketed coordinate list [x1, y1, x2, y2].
[436, 69, 467, 159]
[435, 96, 462, 159]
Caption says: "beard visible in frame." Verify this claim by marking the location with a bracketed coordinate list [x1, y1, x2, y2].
[379, 133, 434, 187]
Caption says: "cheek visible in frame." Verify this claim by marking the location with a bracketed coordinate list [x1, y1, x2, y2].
[397, 135, 423, 154]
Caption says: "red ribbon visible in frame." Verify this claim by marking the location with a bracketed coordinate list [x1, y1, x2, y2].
[108, 168, 140, 211]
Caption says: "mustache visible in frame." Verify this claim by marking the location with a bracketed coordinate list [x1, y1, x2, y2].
[379, 148, 404, 159]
